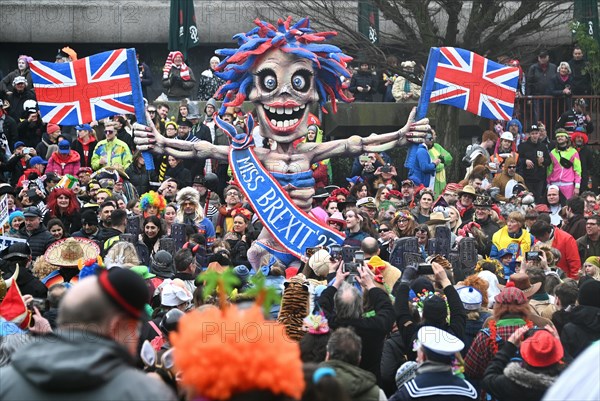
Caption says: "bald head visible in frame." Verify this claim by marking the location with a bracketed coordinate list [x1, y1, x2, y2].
[361, 237, 379, 257]
[57, 277, 119, 330]
[334, 282, 363, 320]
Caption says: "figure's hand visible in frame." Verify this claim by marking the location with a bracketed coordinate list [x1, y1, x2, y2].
[355, 263, 376, 290]
[333, 263, 349, 289]
[432, 261, 451, 288]
[507, 325, 530, 346]
[29, 306, 52, 334]
[399, 107, 430, 146]
[133, 111, 165, 156]
[526, 159, 534, 169]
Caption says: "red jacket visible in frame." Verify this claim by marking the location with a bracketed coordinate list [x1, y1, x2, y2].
[46, 151, 81, 176]
[552, 228, 581, 279]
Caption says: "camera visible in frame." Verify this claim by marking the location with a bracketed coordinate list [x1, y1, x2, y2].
[328, 245, 342, 261]
[359, 155, 370, 164]
[28, 298, 47, 313]
[23, 148, 30, 155]
[381, 164, 392, 174]
[525, 251, 540, 261]
[343, 250, 364, 275]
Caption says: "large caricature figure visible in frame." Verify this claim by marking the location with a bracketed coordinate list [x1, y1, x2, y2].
[134, 17, 430, 268]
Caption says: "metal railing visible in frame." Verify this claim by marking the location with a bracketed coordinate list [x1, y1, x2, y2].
[509, 95, 600, 144]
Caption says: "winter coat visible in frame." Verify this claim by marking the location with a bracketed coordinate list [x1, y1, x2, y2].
[125, 163, 155, 195]
[482, 342, 558, 401]
[380, 332, 408, 396]
[568, 58, 591, 95]
[491, 172, 526, 202]
[551, 73, 573, 97]
[91, 138, 132, 171]
[162, 66, 196, 100]
[575, 145, 593, 191]
[560, 304, 600, 358]
[71, 137, 98, 168]
[0, 259, 47, 299]
[36, 132, 58, 161]
[5, 88, 36, 121]
[408, 143, 436, 188]
[391, 362, 478, 401]
[46, 150, 81, 176]
[526, 62, 557, 95]
[0, 68, 33, 92]
[196, 68, 225, 101]
[556, 108, 595, 135]
[577, 234, 600, 262]
[44, 209, 82, 235]
[349, 70, 378, 102]
[0, 329, 176, 401]
[320, 359, 383, 401]
[117, 127, 135, 153]
[319, 286, 395, 381]
[17, 116, 44, 148]
[0, 112, 18, 150]
[391, 76, 421, 102]
[0, 153, 26, 187]
[17, 225, 56, 259]
[516, 139, 551, 183]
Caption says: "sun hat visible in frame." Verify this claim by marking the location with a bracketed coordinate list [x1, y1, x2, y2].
[520, 329, 564, 368]
[44, 237, 101, 267]
[509, 272, 542, 298]
[458, 185, 477, 197]
[426, 211, 450, 225]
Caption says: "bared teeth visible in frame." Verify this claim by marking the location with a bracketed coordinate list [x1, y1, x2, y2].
[285, 108, 293, 115]
[276, 107, 284, 114]
[293, 106, 299, 112]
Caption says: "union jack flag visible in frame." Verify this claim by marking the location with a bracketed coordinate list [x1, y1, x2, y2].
[416, 47, 519, 121]
[30, 48, 145, 125]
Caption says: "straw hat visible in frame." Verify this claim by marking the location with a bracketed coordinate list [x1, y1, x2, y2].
[426, 211, 450, 225]
[44, 238, 100, 267]
[458, 185, 477, 197]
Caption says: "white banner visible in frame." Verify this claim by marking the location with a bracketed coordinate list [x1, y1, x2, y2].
[0, 235, 27, 253]
[0, 195, 8, 228]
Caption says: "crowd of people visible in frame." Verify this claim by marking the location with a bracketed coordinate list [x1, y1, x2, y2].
[0, 44, 598, 401]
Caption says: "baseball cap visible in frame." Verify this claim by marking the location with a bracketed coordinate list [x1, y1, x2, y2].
[29, 156, 47, 167]
[12, 76, 27, 86]
[23, 206, 43, 218]
[75, 123, 92, 131]
[58, 139, 71, 154]
[529, 124, 540, 131]
[13, 141, 25, 151]
[500, 132, 514, 141]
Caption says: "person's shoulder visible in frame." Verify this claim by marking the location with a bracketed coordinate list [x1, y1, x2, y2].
[110, 367, 177, 399]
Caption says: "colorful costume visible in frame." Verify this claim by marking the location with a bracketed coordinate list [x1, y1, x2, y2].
[547, 146, 581, 199]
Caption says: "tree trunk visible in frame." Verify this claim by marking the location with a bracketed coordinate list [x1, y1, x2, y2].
[430, 104, 463, 183]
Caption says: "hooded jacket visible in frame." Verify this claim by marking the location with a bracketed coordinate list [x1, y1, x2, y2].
[321, 359, 383, 401]
[46, 150, 81, 176]
[560, 304, 600, 358]
[0, 329, 176, 401]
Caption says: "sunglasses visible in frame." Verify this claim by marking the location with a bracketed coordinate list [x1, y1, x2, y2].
[104, 130, 115, 134]
[507, 165, 516, 169]
[379, 228, 390, 233]
[148, 109, 156, 113]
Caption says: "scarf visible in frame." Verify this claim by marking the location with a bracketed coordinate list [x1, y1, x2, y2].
[163, 51, 190, 81]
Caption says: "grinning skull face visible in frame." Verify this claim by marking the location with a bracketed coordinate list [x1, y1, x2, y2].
[249, 50, 319, 144]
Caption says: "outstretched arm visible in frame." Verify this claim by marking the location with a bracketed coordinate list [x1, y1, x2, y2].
[309, 107, 430, 163]
[133, 111, 229, 161]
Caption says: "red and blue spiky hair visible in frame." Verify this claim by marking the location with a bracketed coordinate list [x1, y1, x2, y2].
[214, 17, 353, 115]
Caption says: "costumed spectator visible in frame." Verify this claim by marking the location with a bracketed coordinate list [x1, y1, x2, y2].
[428, 128, 452, 196]
[571, 128, 593, 191]
[408, 132, 438, 189]
[5, 76, 36, 122]
[139, 190, 166, 219]
[154, 119, 178, 183]
[526, 50, 557, 125]
[392, 210, 417, 239]
[464, 284, 551, 382]
[517, 124, 551, 204]
[568, 45, 591, 95]
[136, 52, 153, 100]
[161, 51, 196, 101]
[473, 195, 500, 238]
[562, 196, 587, 240]
[196, 56, 225, 101]
[319, 261, 395, 381]
[299, 313, 331, 362]
[43, 188, 81, 235]
[343, 208, 369, 247]
[547, 129, 581, 199]
[216, 185, 244, 236]
[440, 183, 461, 207]
[457, 281, 491, 353]
[0, 242, 47, 299]
[357, 197, 378, 226]
[530, 220, 581, 279]
[523, 269, 556, 319]
[192, 173, 220, 226]
[223, 208, 253, 269]
[320, 327, 387, 401]
[482, 326, 566, 401]
[71, 124, 97, 169]
[577, 215, 600, 262]
[551, 61, 573, 113]
[165, 155, 192, 188]
[349, 59, 377, 102]
[545, 185, 565, 226]
[176, 187, 216, 246]
[36, 123, 61, 161]
[456, 185, 477, 224]
[391, 61, 421, 103]
[55, 46, 77, 63]
[17, 206, 55, 259]
[361, 237, 401, 291]
[46, 139, 81, 177]
[390, 326, 477, 401]
[490, 211, 533, 260]
[489, 132, 518, 175]
[556, 98, 594, 135]
[125, 150, 154, 196]
[0, 55, 33, 93]
[327, 211, 346, 232]
[506, 118, 525, 145]
[0, 268, 176, 400]
[91, 123, 132, 171]
[560, 280, 600, 358]
[491, 156, 526, 202]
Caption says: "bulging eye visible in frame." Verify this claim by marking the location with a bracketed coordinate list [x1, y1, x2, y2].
[262, 75, 277, 91]
[292, 75, 306, 91]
